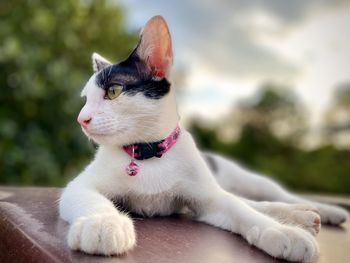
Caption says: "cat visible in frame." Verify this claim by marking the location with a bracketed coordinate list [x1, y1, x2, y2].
[59, 15, 348, 262]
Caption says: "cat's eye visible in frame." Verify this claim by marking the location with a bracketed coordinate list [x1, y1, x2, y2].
[106, 85, 123, 100]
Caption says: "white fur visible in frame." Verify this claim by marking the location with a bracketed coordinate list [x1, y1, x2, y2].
[92, 52, 112, 73]
[208, 153, 349, 225]
[60, 17, 347, 261]
[78, 74, 179, 146]
[59, 73, 326, 262]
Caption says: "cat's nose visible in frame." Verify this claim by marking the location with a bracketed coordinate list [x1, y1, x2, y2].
[78, 114, 92, 127]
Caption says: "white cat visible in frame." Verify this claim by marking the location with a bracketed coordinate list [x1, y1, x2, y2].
[59, 16, 348, 262]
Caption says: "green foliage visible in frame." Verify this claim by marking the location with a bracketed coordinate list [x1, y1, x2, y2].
[334, 83, 350, 109]
[234, 84, 307, 142]
[0, 2, 348, 195]
[243, 84, 299, 113]
[0, 1, 137, 186]
[189, 88, 350, 195]
[325, 83, 350, 133]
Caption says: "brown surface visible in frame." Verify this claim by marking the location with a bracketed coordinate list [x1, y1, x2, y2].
[0, 187, 349, 263]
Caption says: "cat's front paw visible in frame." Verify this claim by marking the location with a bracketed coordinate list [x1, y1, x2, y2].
[256, 225, 319, 262]
[67, 213, 136, 255]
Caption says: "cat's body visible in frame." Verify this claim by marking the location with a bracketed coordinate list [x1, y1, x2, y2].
[59, 16, 348, 262]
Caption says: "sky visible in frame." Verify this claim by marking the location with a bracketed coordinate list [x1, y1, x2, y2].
[119, 0, 350, 126]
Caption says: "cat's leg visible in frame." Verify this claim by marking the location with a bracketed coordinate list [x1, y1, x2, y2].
[180, 169, 319, 261]
[185, 182, 319, 262]
[243, 199, 321, 236]
[59, 179, 136, 255]
[206, 153, 349, 225]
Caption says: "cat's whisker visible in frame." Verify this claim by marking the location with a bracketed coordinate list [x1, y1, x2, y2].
[60, 15, 333, 262]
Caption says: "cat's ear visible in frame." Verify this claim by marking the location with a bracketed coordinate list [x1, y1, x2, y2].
[136, 16, 173, 79]
[92, 52, 112, 72]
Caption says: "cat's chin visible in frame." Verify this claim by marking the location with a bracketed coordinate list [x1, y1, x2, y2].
[82, 129, 125, 147]
[85, 134, 115, 147]
[82, 128, 108, 143]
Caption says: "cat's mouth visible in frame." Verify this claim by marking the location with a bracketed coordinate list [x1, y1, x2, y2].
[81, 126, 108, 137]
[81, 126, 127, 138]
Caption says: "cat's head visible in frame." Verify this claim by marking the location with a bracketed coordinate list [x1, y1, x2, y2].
[78, 16, 179, 146]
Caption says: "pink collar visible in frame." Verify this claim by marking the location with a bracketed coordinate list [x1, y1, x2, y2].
[123, 125, 181, 176]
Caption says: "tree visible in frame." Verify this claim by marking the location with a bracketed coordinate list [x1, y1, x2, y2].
[0, 1, 137, 185]
[232, 83, 308, 143]
[189, 83, 350, 195]
[324, 83, 350, 134]
[322, 83, 350, 147]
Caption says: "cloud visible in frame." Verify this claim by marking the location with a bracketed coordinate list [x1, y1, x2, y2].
[120, 0, 350, 80]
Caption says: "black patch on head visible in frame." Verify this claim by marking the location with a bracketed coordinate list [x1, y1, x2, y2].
[123, 78, 170, 99]
[95, 51, 170, 100]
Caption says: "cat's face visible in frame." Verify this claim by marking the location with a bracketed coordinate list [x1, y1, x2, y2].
[78, 16, 178, 146]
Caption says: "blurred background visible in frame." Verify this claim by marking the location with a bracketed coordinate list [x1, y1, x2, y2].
[0, 0, 349, 195]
